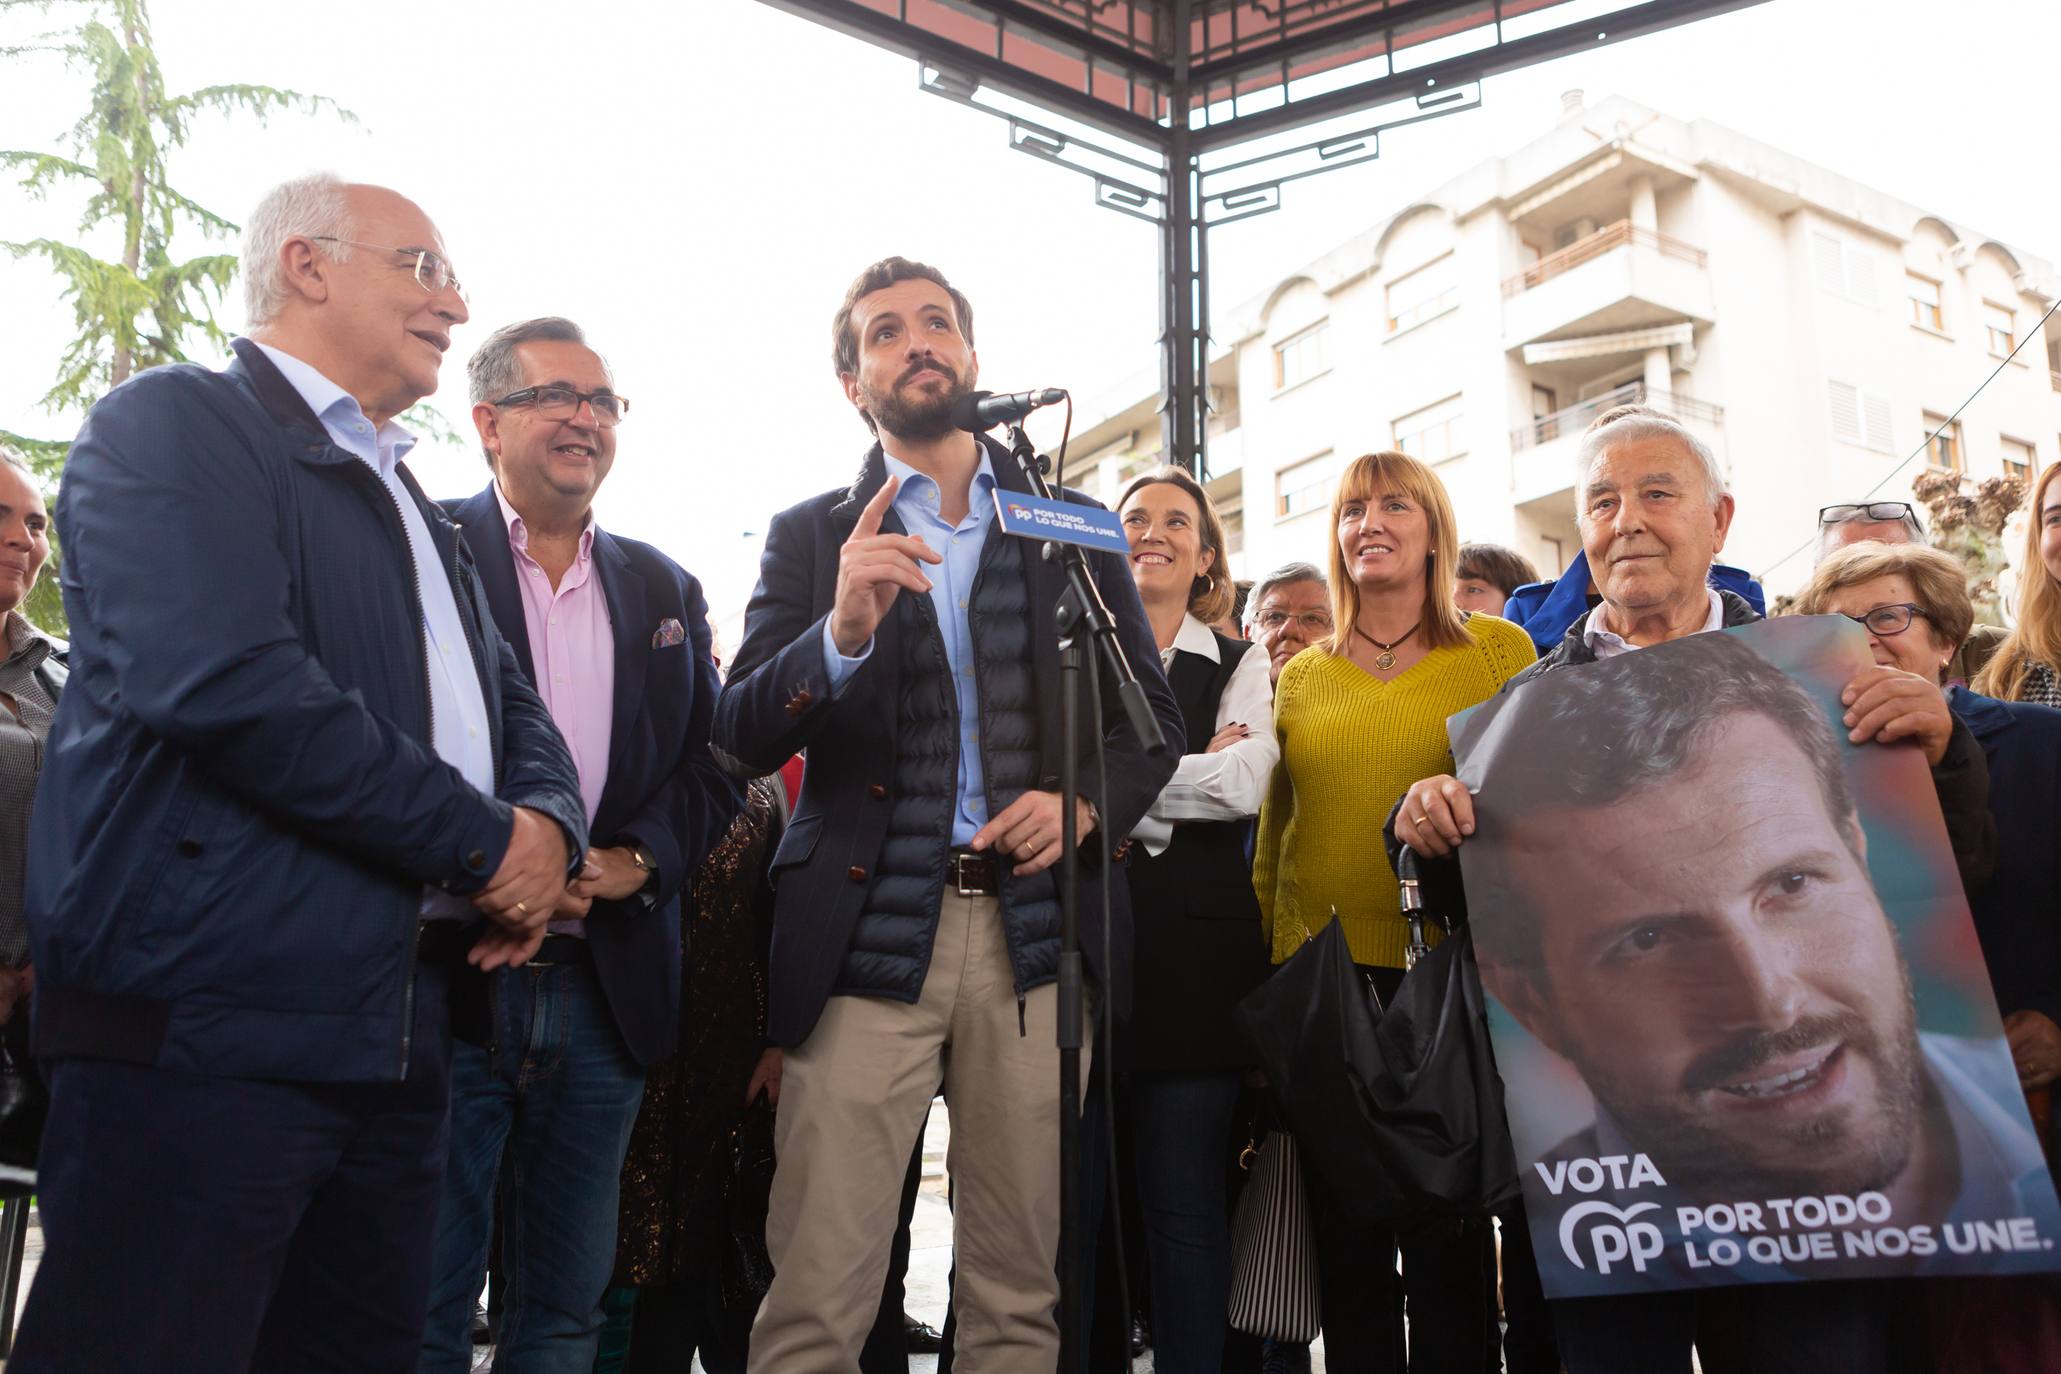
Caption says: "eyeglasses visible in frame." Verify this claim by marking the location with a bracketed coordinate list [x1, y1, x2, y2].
[1819, 502, 1916, 526]
[1254, 609, 1334, 634]
[308, 236, 467, 301]
[1842, 603, 1928, 636]
[490, 384, 629, 427]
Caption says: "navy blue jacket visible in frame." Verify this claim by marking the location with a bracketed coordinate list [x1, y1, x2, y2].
[1947, 686, 2061, 1028]
[27, 340, 588, 1083]
[445, 485, 741, 1065]
[711, 439, 1183, 1047]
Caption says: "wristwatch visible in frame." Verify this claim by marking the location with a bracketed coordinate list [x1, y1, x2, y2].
[628, 843, 658, 885]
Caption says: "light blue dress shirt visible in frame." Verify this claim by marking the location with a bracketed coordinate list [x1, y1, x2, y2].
[822, 452, 1000, 846]
[253, 342, 497, 915]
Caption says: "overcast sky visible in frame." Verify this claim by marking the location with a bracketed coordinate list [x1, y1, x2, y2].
[2, 0, 2052, 635]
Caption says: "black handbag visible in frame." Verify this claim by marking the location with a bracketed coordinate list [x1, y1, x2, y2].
[1237, 851, 1518, 1229]
[718, 1096, 777, 1307]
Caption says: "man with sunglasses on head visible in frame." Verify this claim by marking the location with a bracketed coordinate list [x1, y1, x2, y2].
[1817, 500, 2006, 684]
[14, 175, 589, 1373]
[416, 319, 740, 1372]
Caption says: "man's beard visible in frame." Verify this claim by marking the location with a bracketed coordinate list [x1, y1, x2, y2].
[1576, 958, 1926, 1201]
[863, 358, 971, 442]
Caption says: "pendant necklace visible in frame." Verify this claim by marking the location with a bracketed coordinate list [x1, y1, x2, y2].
[1354, 620, 1421, 672]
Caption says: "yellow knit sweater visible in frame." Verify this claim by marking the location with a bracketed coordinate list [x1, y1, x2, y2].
[1253, 614, 1536, 968]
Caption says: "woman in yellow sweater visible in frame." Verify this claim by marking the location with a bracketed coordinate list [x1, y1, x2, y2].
[1253, 449, 1534, 1371]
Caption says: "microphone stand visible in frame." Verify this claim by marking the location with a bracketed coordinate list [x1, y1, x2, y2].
[999, 419, 1166, 1374]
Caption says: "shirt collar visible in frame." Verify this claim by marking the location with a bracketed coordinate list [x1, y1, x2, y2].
[1171, 612, 1222, 664]
[881, 449, 998, 523]
[493, 480, 595, 560]
[2, 612, 50, 669]
[249, 340, 416, 469]
[1582, 586, 1724, 656]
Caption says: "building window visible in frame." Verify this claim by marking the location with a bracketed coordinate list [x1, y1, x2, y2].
[1531, 384, 1561, 442]
[1828, 381, 1893, 454]
[1923, 412, 1963, 475]
[1273, 322, 1329, 390]
[1813, 231, 1879, 309]
[1386, 253, 1457, 333]
[2003, 437, 2036, 485]
[1907, 274, 1944, 332]
[1985, 301, 2017, 358]
[1393, 394, 1465, 464]
[1276, 450, 1341, 520]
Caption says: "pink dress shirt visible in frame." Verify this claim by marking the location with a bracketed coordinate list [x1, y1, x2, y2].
[494, 485, 615, 934]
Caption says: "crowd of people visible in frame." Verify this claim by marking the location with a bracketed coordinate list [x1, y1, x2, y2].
[1, 171, 2059, 1374]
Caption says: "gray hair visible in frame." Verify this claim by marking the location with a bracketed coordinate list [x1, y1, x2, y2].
[466, 317, 608, 466]
[1247, 561, 1327, 625]
[242, 173, 354, 326]
[1574, 404, 1727, 512]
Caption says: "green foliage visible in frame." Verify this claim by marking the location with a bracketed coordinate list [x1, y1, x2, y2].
[3, 0, 353, 412]
[3, 0, 354, 634]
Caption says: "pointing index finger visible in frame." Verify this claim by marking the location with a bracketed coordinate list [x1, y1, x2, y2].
[853, 475, 901, 538]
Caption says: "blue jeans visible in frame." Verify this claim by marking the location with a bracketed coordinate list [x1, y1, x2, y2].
[1130, 1072, 1243, 1374]
[419, 960, 647, 1374]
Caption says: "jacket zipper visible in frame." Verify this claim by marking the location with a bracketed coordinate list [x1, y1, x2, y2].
[350, 458, 435, 1082]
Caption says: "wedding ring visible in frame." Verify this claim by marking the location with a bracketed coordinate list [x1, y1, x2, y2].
[515, 900, 529, 915]
[1413, 815, 1430, 827]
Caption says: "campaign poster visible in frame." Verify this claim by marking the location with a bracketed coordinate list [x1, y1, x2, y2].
[1450, 615, 2061, 1297]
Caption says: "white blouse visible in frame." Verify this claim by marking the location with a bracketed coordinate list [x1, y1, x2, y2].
[1131, 614, 1278, 858]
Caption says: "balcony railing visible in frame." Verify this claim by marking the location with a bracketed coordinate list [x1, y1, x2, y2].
[1511, 381, 1725, 451]
[1502, 220, 1708, 298]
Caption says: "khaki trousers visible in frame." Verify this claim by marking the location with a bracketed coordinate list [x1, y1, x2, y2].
[748, 888, 1086, 1374]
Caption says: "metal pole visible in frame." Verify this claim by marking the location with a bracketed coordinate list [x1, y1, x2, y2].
[1158, 0, 1206, 476]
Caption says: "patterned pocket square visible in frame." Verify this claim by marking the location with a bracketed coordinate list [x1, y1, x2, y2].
[652, 617, 686, 649]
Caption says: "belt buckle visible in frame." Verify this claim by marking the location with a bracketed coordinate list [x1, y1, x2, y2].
[951, 852, 983, 896]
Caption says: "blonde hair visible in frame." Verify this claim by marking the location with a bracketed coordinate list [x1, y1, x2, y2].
[1975, 461, 2061, 700]
[1794, 540, 1973, 661]
[1324, 451, 1468, 655]
[1117, 466, 1235, 625]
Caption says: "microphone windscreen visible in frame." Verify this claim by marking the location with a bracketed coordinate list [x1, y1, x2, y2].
[948, 390, 994, 433]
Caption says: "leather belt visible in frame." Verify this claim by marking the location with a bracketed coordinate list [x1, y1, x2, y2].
[416, 920, 473, 965]
[528, 934, 592, 966]
[945, 849, 999, 896]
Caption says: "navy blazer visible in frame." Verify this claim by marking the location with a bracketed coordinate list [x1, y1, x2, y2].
[1948, 686, 2061, 1029]
[446, 485, 741, 1066]
[711, 437, 1183, 1047]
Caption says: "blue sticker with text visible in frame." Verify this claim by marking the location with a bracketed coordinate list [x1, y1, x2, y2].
[993, 491, 1131, 555]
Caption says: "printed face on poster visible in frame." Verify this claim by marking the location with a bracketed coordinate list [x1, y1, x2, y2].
[1450, 616, 2061, 1297]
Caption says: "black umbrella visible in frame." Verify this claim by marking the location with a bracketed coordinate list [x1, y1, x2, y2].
[1238, 862, 1519, 1229]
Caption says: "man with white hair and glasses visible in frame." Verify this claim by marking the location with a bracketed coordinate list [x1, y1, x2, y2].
[13, 174, 587, 1373]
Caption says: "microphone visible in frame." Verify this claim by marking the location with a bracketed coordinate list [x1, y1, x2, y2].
[949, 388, 1068, 432]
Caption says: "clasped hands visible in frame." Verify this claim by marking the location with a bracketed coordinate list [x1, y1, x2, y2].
[466, 807, 651, 970]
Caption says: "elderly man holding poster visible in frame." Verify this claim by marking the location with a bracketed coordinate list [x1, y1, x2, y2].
[1389, 404, 2011, 1374]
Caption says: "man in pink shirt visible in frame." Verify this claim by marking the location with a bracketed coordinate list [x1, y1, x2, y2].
[419, 318, 740, 1373]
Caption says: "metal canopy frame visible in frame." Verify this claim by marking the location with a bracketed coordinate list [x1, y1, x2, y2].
[763, 0, 1768, 476]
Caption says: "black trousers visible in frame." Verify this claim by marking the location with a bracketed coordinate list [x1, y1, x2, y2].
[13, 967, 454, 1374]
[1307, 964, 1494, 1373]
[1553, 1279, 1903, 1374]
[623, 1274, 752, 1374]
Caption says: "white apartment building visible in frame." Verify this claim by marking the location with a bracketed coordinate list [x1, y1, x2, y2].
[1067, 92, 2061, 598]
